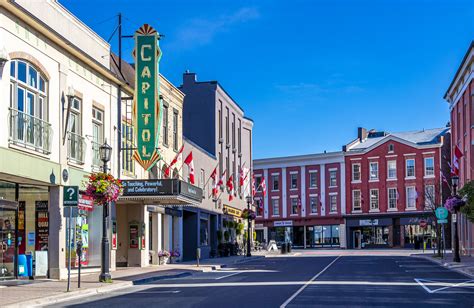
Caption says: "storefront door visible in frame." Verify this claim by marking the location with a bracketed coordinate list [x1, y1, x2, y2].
[353, 230, 361, 249]
[0, 200, 18, 280]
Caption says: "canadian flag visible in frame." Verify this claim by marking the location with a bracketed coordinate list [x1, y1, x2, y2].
[239, 166, 248, 187]
[184, 152, 194, 184]
[452, 145, 463, 175]
[227, 175, 234, 201]
[252, 173, 256, 197]
[164, 145, 184, 178]
[261, 177, 267, 197]
[217, 170, 226, 187]
[210, 166, 218, 199]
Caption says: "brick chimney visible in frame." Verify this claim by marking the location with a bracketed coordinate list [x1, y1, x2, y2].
[357, 127, 368, 142]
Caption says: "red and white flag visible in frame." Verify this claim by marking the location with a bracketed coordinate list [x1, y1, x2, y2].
[217, 170, 226, 187]
[452, 145, 463, 175]
[251, 173, 256, 197]
[164, 145, 184, 178]
[183, 152, 194, 184]
[440, 171, 449, 185]
[210, 166, 218, 199]
[227, 175, 234, 201]
[239, 166, 248, 187]
[261, 177, 267, 197]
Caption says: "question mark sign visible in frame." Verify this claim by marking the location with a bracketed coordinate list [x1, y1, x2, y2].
[67, 187, 75, 200]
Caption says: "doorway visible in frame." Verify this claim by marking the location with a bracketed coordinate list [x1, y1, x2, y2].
[353, 230, 362, 249]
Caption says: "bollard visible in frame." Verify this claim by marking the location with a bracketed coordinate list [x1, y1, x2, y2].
[196, 248, 201, 267]
[281, 243, 287, 254]
[287, 242, 292, 253]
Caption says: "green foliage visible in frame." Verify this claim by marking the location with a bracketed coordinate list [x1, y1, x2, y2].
[236, 223, 244, 236]
[217, 230, 223, 242]
[224, 230, 230, 242]
[459, 180, 474, 223]
[222, 220, 228, 228]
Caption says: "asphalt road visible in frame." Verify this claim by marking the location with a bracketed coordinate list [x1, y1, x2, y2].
[53, 255, 474, 308]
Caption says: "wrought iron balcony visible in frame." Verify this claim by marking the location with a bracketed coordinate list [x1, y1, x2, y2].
[67, 131, 86, 164]
[8, 108, 52, 154]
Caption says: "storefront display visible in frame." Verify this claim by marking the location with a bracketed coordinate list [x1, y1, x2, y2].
[35, 201, 49, 251]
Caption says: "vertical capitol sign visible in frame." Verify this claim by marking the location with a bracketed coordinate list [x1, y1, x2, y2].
[132, 24, 162, 170]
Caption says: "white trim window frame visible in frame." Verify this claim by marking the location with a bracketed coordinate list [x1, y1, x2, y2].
[290, 197, 298, 215]
[369, 161, 379, 181]
[329, 194, 337, 213]
[406, 158, 415, 178]
[388, 188, 397, 210]
[352, 163, 361, 182]
[309, 196, 318, 214]
[271, 198, 280, 216]
[424, 157, 435, 177]
[329, 169, 337, 187]
[290, 173, 298, 189]
[352, 189, 361, 212]
[369, 189, 379, 211]
[387, 160, 397, 180]
[424, 184, 435, 209]
[406, 186, 417, 209]
[271, 174, 279, 191]
[309, 171, 318, 188]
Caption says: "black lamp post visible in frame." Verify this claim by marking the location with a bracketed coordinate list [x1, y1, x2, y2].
[99, 139, 112, 281]
[246, 195, 252, 257]
[451, 175, 461, 263]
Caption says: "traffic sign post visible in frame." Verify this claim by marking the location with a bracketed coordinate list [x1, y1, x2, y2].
[63, 186, 78, 292]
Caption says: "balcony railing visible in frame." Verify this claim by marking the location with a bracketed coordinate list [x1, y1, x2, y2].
[67, 131, 86, 164]
[91, 140, 101, 167]
[8, 108, 52, 154]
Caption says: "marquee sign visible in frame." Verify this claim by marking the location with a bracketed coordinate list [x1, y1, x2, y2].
[132, 24, 162, 170]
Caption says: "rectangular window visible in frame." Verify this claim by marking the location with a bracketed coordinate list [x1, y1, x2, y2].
[121, 121, 135, 174]
[291, 198, 298, 215]
[352, 190, 361, 211]
[200, 169, 205, 190]
[199, 219, 209, 246]
[173, 110, 178, 151]
[225, 107, 229, 145]
[329, 195, 337, 213]
[255, 176, 262, 192]
[238, 119, 242, 153]
[406, 159, 415, 178]
[272, 198, 280, 216]
[92, 107, 104, 167]
[424, 157, 434, 176]
[310, 197, 318, 214]
[256, 199, 263, 216]
[370, 189, 379, 210]
[424, 185, 435, 208]
[272, 175, 279, 191]
[218, 108, 222, 139]
[162, 105, 168, 146]
[291, 173, 298, 189]
[388, 188, 397, 209]
[369, 162, 378, 180]
[329, 170, 337, 187]
[406, 186, 416, 209]
[387, 160, 397, 179]
[232, 113, 235, 149]
[352, 164, 361, 181]
[67, 97, 84, 163]
[309, 172, 317, 188]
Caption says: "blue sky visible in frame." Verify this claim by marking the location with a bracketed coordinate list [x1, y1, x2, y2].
[62, 0, 474, 159]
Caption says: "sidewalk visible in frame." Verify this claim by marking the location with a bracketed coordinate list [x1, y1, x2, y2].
[0, 255, 263, 307]
[412, 252, 474, 278]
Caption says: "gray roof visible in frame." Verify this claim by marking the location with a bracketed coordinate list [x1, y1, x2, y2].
[349, 127, 449, 151]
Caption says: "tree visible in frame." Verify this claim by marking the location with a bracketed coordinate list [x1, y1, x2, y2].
[423, 181, 447, 257]
[458, 180, 474, 223]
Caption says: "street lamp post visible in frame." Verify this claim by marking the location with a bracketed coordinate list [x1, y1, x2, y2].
[246, 195, 252, 257]
[452, 175, 461, 263]
[99, 140, 112, 282]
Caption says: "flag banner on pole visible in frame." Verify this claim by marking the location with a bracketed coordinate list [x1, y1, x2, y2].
[184, 151, 194, 184]
[261, 177, 267, 197]
[210, 166, 218, 198]
[227, 175, 234, 201]
[164, 145, 184, 178]
[132, 24, 162, 171]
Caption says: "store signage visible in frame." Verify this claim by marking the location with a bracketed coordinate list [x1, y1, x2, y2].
[78, 195, 94, 211]
[132, 24, 162, 171]
[274, 220, 293, 227]
[179, 181, 203, 201]
[63, 186, 79, 206]
[35, 200, 49, 251]
[419, 219, 427, 228]
[165, 208, 183, 217]
[122, 180, 174, 196]
[359, 219, 378, 226]
[223, 205, 242, 218]
[436, 207, 449, 220]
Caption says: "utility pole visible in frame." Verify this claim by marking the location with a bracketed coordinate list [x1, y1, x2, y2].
[117, 13, 122, 180]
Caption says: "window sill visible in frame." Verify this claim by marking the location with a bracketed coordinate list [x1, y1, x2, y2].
[369, 209, 380, 213]
[328, 186, 338, 189]
[289, 188, 298, 191]
[387, 208, 398, 212]
[351, 180, 362, 184]
[405, 207, 417, 211]
[423, 175, 435, 179]
[405, 177, 416, 181]
[309, 186, 318, 190]
[368, 179, 379, 183]
[67, 160, 85, 169]
[386, 178, 397, 181]
[290, 214, 299, 216]
[309, 213, 318, 216]
[329, 211, 338, 215]
[271, 215, 280, 218]
[271, 190, 280, 192]
[352, 210, 362, 213]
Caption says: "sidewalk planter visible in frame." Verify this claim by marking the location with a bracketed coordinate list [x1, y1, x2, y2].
[158, 250, 170, 265]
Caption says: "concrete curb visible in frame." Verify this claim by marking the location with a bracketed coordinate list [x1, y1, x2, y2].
[4, 271, 193, 308]
[412, 254, 474, 279]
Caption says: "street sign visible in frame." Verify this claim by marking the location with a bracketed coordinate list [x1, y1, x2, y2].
[452, 213, 457, 223]
[437, 219, 448, 224]
[419, 219, 427, 228]
[436, 207, 449, 220]
[63, 186, 79, 207]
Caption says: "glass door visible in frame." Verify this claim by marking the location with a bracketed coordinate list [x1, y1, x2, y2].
[0, 201, 18, 280]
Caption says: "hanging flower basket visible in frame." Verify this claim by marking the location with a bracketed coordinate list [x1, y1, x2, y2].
[241, 208, 256, 220]
[445, 195, 466, 212]
[84, 172, 123, 205]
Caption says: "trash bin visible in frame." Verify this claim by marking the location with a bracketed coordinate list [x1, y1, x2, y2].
[26, 254, 33, 277]
[281, 243, 287, 254]
[18, 254, 27, 277]
[287, 243, 292, 253]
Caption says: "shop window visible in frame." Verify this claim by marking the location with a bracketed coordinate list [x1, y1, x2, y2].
[272, 198, 279, 216]
[200, 219, 209, 246]
[9, 59, 51, 154]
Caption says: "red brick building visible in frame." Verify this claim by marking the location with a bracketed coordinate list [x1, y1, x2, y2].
[444, 41, 474, 256]
[253, 152, 346, 248]
[343, 127, 450, 249]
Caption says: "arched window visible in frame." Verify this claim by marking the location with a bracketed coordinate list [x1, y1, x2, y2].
[9, 59, 50, 153]
[388, 143, 394, 153]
